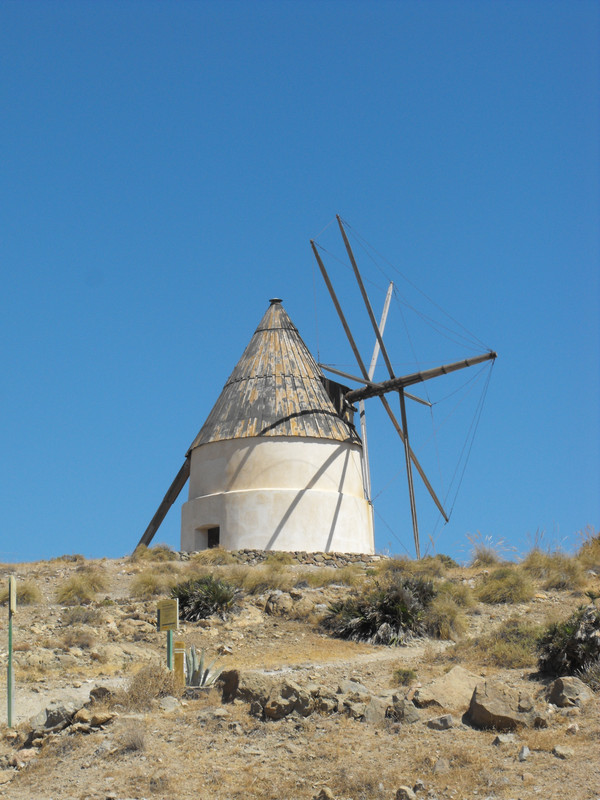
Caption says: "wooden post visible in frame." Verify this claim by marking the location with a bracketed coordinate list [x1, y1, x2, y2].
[173, 640, 186, 686]
[7, 577, 16, 727]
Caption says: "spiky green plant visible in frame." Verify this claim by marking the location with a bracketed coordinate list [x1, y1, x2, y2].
[185, 645, 223, 687]
[321, 575, 436, 645]
[172, 575, 238, 621]
[537, 604, 600, 677]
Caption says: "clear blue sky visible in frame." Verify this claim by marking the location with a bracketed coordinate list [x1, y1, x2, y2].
[1, 1, 598, 563]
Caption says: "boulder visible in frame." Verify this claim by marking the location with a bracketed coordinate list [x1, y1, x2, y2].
[426, 714, 453, 730]
[468, 682, 544, 731]
[396, 788, 417, 800]
[236, 671, 278, 706]
[265, 592, 294, 616]
[546, 676, 593, 708]
[413, 666, 479, 712]
[30, 702, 76, 731]
[387, 696, 421, 724]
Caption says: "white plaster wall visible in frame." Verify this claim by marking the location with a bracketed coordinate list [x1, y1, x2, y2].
[181, 437, 374, 554]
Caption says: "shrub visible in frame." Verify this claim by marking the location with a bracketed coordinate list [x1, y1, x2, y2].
[578, 659, 600, 692]
[264, 551, 294, 566]
[191, 547, 236, 565]
[61, 628, 96, 649]
[576, 526, 600, 571]
[522, 549, 584, 590]
[476, 566, 534, 604]
[392, 667, 418, 686]
[172, 575, 238, 621]
[131, 544, 178, 562]
[537, 604, 600, 677]
[467, 532, 511, 567]
[448, 617, 543, 668]
[436, 580, 475, 608]
[131, 569, 177, 599]
[75, 563, 109, 593]
[60, 606, 102, 626]
[321, 575, 436, 645]
[424, 595, 467, 640]
[297, 565, 362, 589]
[56, 575, 96, 605]
[228, 564, 295, 594]
[0, 580, 41, 606]
[126, 663, 178, 710]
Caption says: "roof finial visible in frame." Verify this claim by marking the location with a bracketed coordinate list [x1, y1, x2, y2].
[269, 297, 282, 305]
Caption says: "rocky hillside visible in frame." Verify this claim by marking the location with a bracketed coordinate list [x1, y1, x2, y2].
[0, 543, 599, 800]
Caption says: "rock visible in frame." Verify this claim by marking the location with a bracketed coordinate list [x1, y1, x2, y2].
[492, 733, 516, 746]
[388, 696, 421, 724]
[342, 699, 367, 720]
[217, 644, 233, 655]
[236, 671, 278, 706]
[265, 592, 294, 615]
[74, 708, 92, 724]
[264, 679, 314, 720]
[552, 744, 574, 759]
[518, 745, 530, 761]
[313, 788, 335, 800]
[546, 676, 593, 708]
[566, 723, 579, 735]
[212, 708, 229, 720]
[433, 757, 450, 774]
[90, 711, 116, 727]
[468, 682, 539, 731]
[396, 787, 417, 800]
[158, 696, 180, 713]
[426, 714, 453, 730]
[337, 679, 369, 695]
[413, 666, 479, 712]
[363, 696, 388, 724]
[314, 693, 339, 715]
[89, 686, 114, 704]
[30, 702, 76, 731]
[412, 779, 426, 793]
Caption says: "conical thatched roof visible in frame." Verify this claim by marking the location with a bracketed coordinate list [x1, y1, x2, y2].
[188, 299, 359, 450]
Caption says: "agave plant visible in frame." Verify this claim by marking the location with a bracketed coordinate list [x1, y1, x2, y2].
[185, 645, 223, 688]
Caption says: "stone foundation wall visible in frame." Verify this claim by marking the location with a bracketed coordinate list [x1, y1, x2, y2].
[177, 549, 384, 568]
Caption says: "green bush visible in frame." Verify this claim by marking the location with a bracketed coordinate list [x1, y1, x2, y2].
[321, 575, 436, 645]
[172, 575, 238, 621]
[537, 604, 600, 677]
[392, 667, 418, 686]
[476, 566, 534, 604]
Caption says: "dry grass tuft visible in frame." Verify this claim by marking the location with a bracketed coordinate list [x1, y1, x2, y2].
[190, 547, 237, 565]
[424, 594, 467, 640]
[296, 565, 363, 588]
[0, 579, 41, 605]
[436, 579, 476, 608]
[447, 616, 543, 668]
[227, 563, 295, 594]
[476, 565, 534, 604]
[56, 575, 97, 605]
[60, 605, 102, 626]
[131, 543, 178, 562]
[131, 568, 178, 598]
[576, 525, 600, 571]
[75, 562, 110, 592]
[61, 627, 96, 649]
[125, 662, 179, 710]
[522, 549, 585, 590]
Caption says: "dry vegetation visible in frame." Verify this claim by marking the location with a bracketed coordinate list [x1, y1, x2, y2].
[0, 531, 598, 800]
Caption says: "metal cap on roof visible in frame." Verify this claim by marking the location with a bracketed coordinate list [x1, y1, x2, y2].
[188, 301, 360, 449]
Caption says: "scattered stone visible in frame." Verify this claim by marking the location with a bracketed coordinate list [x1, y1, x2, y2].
[552, 744, 574, 759]
[521, 771, 535, 784]
[546, 676, 593, 708]
[433, 757, 450, 774]
[518, 745, 530, 761]
[566, 723, 579, 735]
[217, 644, 233, 655]
[426, 714, 453, 730]
[396, 787, 417, 800]
[30, 702, 76, 731]
[337, 679, 369, 695]
[492, 733, 516, 746]
[158, 695, 180, 712]
[313, 788, 335, 800]
[413, 779, 426, 793]
[387, 696, 421, 724]
[413, 666, 479, 712]
[90, 711, 116, 727]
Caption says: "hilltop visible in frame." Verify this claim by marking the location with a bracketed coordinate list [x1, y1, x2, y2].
[0, 540, 599, 800]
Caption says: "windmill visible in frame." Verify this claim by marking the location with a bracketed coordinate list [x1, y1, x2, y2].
[135, 216, 496, 558]
[310, 216, 497, 559]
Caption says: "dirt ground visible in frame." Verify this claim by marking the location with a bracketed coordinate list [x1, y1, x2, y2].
[0, 554, 598, 800]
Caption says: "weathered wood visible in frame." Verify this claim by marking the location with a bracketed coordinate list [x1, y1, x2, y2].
[136, 458, 191, 550]
[346, 351, 497, 403]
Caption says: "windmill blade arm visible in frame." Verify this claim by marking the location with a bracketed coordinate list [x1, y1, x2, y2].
[135, 457, 191, 550]
[346, 351, 497, 402]
[378, 395, 449, 522]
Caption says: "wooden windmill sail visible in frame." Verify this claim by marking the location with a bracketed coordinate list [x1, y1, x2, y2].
[310, 216, 497, 558]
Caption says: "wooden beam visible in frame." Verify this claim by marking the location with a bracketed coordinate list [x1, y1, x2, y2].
[135, 458, 191, 550]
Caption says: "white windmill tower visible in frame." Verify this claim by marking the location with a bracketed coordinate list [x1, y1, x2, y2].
[135, 216, 496, 557]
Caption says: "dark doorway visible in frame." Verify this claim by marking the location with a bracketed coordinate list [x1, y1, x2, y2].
[207, 527, 220, 549]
